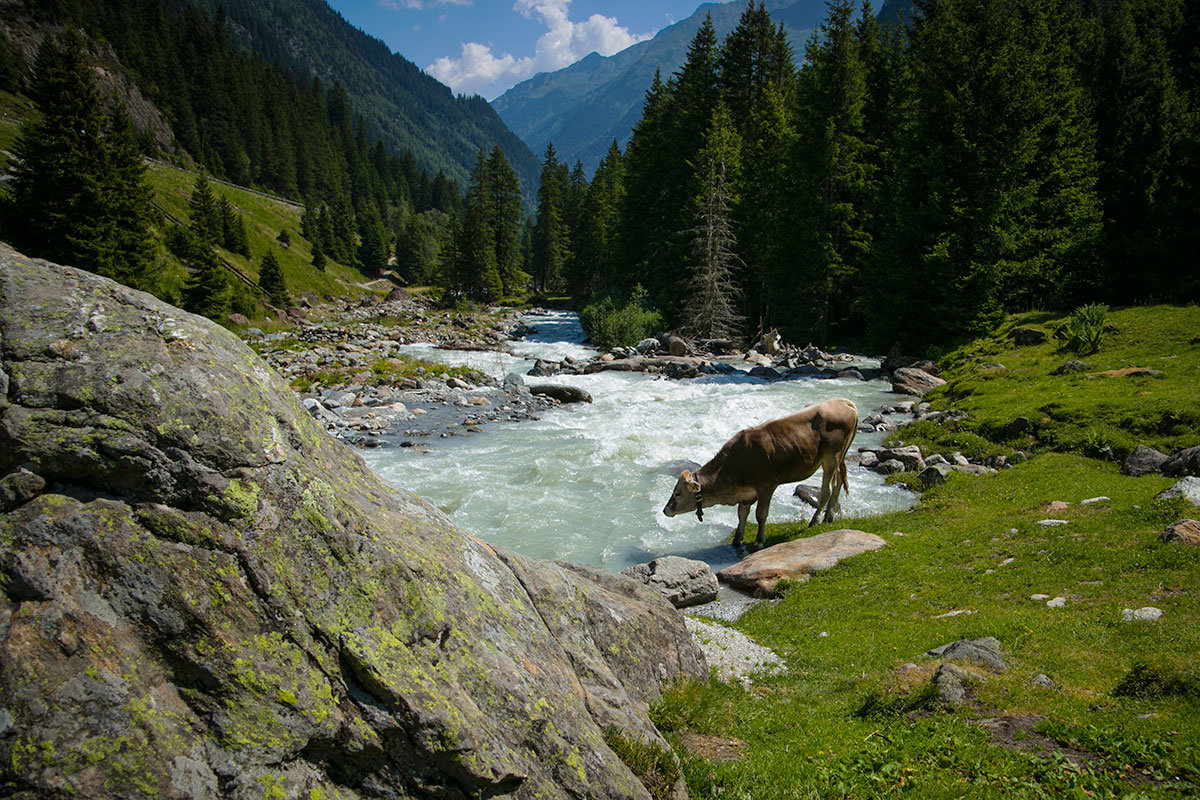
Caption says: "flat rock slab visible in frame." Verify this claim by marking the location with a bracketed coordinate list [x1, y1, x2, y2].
[716, 530, 887, 596]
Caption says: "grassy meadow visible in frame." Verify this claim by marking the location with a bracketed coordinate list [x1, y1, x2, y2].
[664, 306, 1200, 799]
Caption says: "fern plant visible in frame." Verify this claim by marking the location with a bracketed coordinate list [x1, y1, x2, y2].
[1063, 303, 1109, 355]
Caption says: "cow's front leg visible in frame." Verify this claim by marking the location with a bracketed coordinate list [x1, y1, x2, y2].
[753, 491, 775, 549]
[732, 502, 751, 546]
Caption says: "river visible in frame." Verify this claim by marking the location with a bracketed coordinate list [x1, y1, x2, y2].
[362, 311, 916, 576]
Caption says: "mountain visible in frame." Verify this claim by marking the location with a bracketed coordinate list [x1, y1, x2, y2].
[491, 0, 830, 175]
[209, 0, 540, 198]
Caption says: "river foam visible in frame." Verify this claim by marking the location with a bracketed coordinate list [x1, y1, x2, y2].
[363, 311, 916, 574]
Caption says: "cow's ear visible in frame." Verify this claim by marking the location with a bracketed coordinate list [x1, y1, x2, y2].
[680, 469, 691, 481]
[685, 474, 701, 492]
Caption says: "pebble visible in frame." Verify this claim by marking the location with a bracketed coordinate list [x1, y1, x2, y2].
[1080, 496, 1110, 505]
[999, 557, 1015, 566]
[933, 609, 975, 618]
[1037, 519, 1069, 527]
[1046, 597, 1066, 608]
[1030, 594, 1050, 601]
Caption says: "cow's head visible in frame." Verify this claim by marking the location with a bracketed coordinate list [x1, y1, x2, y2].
[663, 470, 703, 519]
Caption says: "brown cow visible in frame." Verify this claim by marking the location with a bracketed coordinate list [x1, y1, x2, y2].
[661, 397, 858, 549]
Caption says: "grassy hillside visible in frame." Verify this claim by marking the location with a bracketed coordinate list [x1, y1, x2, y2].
[1, 96, 372, 327]
[665, 307, 1200, 798]
[901, 305, 1200, 462]
[143, 160, 372, 321]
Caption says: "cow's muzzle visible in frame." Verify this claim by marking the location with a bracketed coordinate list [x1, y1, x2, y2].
[662, 505, 676, 518]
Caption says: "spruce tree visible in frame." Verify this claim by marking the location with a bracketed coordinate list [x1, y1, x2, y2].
[182, 248, 231, 320]
[681, 104, 744, 342]
[258, 249, 289, 308]
[189, 175, 220, 246]
[7, 29, 158, 289]
[532, 143, 569, 293]
[484, 146, 526, 296]
[792, 0, 874, 345]
[575, 141, 625, 297]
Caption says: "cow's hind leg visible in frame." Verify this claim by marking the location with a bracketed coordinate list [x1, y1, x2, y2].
[823, 461, 844, 523]
[753, 490, 775, 549]
[732, 502, 751, 546]
[808, 463, 834, 526]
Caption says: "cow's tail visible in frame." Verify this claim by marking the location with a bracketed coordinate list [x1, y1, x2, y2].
[839, 424, 856, 496]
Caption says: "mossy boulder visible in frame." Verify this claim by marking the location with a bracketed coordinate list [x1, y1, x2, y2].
[0, 245, 705, 799]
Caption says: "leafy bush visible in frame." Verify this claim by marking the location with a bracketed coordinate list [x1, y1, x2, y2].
[1113, 662, 1200, 699]
[580, 285, 663, 349]
[1062, 303, 1109, 355]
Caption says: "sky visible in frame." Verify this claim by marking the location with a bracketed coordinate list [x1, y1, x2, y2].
[326, 0, 707, 100]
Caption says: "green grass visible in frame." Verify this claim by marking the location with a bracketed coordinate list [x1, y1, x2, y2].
[283, 353, 489, 392]
[895, 306, 1200, 461]
[144, 161, 374, 321]
[666, 455, 1199, 798]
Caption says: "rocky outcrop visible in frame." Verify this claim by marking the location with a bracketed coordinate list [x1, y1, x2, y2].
[0, 246, 705, 800]
[1158, 477, 1200, 506]
[1161, 519, 1200, 545]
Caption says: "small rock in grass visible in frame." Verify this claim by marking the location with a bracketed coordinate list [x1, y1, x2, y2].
[1037, 519, 1068, 527]
[1080, 496, 1110, 505]
[1161, 446, 1200, 478]
[933, 609, 975, 619]
[1034, 674, 1055, 689]
[999, 557, 1015, 566]
[1051, 359, 1090, 375]
[1157, 477, 1200, 506]
[1121, 607, 1163, 622]
[1046, 597, 1067, 608]
[1160, 519, 1200, 546]
[1044, 501, 1070, 514]
[1030, 594, 1051, 601]
[933, 663, 973, 706]
[926, 637, 1006, 671]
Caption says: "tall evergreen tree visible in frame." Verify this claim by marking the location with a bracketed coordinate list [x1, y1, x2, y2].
[258, 249, 289, 308]
[792, 0, 875, 345]
[189, 175, 221, 246]
[574, 141, 626, 296]
[7, 29, 158, 289]
[457, 151, 503, 300]
[483, 146, 526, 296]
[680, 103, 745, 341]
[532, 142, 570, 293]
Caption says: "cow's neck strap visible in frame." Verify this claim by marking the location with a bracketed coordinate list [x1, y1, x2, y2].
[694, 490, 704, 521]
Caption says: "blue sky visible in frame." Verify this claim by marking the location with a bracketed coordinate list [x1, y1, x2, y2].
[327, 0, 707, 100]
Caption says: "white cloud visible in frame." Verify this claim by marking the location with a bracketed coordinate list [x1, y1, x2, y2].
[378, 0, 469, 11]
[427, 0, 650, 97]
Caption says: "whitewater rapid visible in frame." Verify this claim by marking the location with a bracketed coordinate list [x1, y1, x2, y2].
[363, 311, 915, 574]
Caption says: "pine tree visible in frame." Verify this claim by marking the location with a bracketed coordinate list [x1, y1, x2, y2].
[182, 248, 231, 320]
[484, 146, 526, 296]
[680, 103, 745, 341]
[217, 194, 250, 256]
[718, 1, 795, 133]
[311, 238, 326, 271]
[189, 175, 220, 246]
[792, 0, 875, 345]
[575, 141, 626, 297]
[458, 151, 503, 300]
[258, 249, 289, 308]
[532, 143, 569, 293]
[357, 207, 389, 277]
[7, 29, 158, 289]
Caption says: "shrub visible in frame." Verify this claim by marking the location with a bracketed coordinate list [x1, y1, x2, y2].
[580, 285, 663, 349]
[1113, 662, 1200, 699]
[1062, 303, 1108, 355]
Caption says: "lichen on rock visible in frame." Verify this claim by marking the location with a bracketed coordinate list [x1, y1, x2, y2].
[0, 245, 705, 799]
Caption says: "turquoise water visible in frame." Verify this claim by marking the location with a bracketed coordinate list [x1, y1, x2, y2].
[363, 312, 915, 574]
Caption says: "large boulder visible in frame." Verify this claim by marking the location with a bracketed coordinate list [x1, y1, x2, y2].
[622, 557, 719, 609]
[529, 383, 593, 404]
[1122, 444, 1169, 477]
[1161, 446, 1200, 477]
[890, 367, 946, 397]
[877, 445, 927, 473]
[0, 246, 705, 800]
[716, 530, 886, 596]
